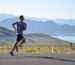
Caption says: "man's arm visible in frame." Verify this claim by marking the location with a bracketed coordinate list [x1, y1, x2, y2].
[12, 22, 17, 31]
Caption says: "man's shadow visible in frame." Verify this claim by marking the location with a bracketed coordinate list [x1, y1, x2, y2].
[24, 56, 75, 62]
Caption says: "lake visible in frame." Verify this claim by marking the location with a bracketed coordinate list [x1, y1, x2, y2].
[52, 35, 75, 43]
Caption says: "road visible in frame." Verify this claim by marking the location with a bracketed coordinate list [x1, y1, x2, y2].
[0, 53, 75, 65]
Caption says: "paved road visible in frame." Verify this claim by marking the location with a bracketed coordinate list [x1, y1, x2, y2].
[0, 53, 75, 65]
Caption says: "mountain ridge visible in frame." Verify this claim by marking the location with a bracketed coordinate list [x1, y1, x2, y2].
[0, 14, 75, 35]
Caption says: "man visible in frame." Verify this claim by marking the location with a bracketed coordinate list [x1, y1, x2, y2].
[9, 15, 27, 56]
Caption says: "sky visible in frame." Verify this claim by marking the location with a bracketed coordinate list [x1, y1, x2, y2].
[0, 0, 75, 19]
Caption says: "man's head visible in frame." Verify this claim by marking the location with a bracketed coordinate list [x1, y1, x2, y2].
[19, 15, 24, 21]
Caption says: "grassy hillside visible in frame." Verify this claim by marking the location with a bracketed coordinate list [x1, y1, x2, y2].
[0, 26, 69, 44]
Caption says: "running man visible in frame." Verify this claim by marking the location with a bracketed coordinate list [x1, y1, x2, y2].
[9, 15, 27, 56]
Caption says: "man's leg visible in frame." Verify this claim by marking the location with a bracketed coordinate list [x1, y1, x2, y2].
[18, 38, 26, 47]
[9, 40, 20, 56]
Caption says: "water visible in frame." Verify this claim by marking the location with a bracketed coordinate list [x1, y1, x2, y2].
[52, 35, 75, 43]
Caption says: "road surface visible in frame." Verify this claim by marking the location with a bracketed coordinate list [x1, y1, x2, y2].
[0, 53, 75, 65]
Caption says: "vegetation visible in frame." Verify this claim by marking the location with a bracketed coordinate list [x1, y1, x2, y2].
[0, 43, 75, 54]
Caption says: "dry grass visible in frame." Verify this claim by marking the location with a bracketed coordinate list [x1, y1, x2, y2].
[0, 43, 75, 54]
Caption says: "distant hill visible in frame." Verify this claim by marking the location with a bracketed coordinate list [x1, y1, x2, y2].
[0, 17, 75, 35]
[0, 26, 69, 44]
[53, 19, 75, 26]
[0, 13, 16, 22]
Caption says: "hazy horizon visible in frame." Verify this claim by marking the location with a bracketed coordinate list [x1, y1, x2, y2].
[0, 0, 75, 19]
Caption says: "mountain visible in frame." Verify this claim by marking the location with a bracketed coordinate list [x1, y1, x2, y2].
[0, 13, 16, 22]
[53, 19, 75, 26]
[0, 26, 15, 44]
[0, 26, 69, 44]
[0, 17, 18, 30]
[0, 17, 75, 35]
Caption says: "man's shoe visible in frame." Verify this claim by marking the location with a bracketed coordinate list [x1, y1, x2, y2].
[15, 46, 18, 52]
[9, 51, 15, 56]
[19, 45, 23, 48]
